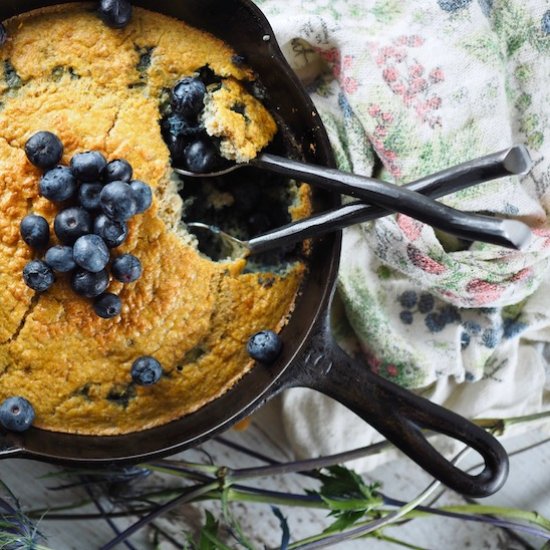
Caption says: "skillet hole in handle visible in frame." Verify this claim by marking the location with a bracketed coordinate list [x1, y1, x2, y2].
[300, 341, 509, 499]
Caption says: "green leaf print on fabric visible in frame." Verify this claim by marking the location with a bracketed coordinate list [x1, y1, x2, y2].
[371, 0, 404, 24]
[337, 266, 428, 388]
[459, 32, 504, 65]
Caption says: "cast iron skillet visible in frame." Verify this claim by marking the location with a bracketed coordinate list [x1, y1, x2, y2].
[0, 0, 509, 498]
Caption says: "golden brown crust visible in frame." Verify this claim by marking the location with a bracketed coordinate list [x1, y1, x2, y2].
[0, 4, 304, 435]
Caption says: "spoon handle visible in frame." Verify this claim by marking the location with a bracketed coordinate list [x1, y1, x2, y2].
[248, 145, 532, 255]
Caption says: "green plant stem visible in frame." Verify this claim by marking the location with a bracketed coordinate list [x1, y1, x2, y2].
[150, 460, 219, 475]
[25, 499, 93, 518]
[374, 532, 430, 550]
[475, 410, 550, 435]
[437, 504, 550, 530]
[99, 481, 219, 550]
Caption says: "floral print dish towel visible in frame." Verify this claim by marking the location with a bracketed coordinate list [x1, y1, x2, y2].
[255, 0, 550, 469]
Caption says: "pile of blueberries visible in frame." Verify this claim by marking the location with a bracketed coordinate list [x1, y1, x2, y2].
[20, 130, 152, 319]
[161, 75, 224, 175]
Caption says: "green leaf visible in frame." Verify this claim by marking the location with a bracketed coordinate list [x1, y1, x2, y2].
[317, 465, 381, 505]
[197, 511, 232, 550]
[306, 465, 383, 526]
[271, 506, 290, 550]
[323, 510, 366, 534]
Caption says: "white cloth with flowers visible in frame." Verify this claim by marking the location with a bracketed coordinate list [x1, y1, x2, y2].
[252, 0, 550, 470]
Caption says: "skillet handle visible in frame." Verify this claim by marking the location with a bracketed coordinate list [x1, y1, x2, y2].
[283, 323, 509, 498]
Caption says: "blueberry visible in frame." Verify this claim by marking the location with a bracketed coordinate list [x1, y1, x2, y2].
[437, 0, 472, 12]
[0, 397, 35, 432]
[111, 254, 142, 283]
[171, 77, 206, 118]
[399, 310, 414, 325]
[79, 182, 103, 211]
[440, 305, 461, 324]
[24, 131, 63, 169]
[161, 113, 202, 139]
[461, 331, 471, 349]
[103, 159, 133, 183]
[98, 0, 133, 29]
[93, 214, 128, 248]
[20, 214, 50, 249]
[93, 292, 122, 318]
[183, 138, 222, 174]
[247, 330, 282, 363]
[543, 10, 550, 35]
[45, 245, 76, 272]
[73, 234, 110, 273]
[418, 293, 435, 314]
[71, 268, 110, 298]
[0, 23, 7, 47]
[481, 328, 500, 349]
[39, 166, 77, 202]
[54, 207, 93, 244]
[130, 180, 153, 213]
[399, 291, 417, 310]
[131, 356, 163, 386]
[232, 54, 246, 66]
[70, 151, 107, 182]
[23, 260, 55, 292]
[425, 312, 446, 333]
[164, 133, 188, 163]
[100, 181, 137, 221]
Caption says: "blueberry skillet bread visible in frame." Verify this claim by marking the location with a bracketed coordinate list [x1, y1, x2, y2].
[0, 3, 310, 435]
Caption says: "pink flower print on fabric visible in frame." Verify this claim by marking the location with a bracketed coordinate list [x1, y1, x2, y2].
[465, 279, 504, 306]
[317, 48, 359, 95]
[372, 36, 445, 128]
[397, 214, 423, 241]
[367, 104, 402, 178]
[406, 244, 447, 274]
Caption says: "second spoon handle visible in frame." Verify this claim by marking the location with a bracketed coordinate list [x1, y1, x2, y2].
[247, 145, 532, 255]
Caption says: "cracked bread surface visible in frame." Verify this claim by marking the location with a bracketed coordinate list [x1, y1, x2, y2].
[0, 3, 307, 435]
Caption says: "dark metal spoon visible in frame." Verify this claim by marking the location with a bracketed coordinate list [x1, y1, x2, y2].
[175, 146, 532, 250]
[185, 145, 532, 259]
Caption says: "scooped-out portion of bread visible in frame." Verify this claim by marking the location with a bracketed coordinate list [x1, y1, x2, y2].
[0, 4, 309, 435]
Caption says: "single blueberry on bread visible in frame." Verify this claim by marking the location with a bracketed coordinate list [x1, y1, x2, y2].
[54, 207, 93, 244]
[131, 356, 163, 386]
[247, 330, 283, 364]
[71, 268, 110, 298]
[45, 245, 76, 273]
[70, 151, 107, 182]
[93, 214, 128, 248]
[73, 234, 110, 273]
[130, 180, 153, 213]
[171, 77, 206, 118]
[0, 397, 35, 432]
[100, 181, 138, 221]
[39, 166, 77, 202]
[111, 254, 142, 283]
[103, 159, 133, 183]
[94, 292, 122, 319]
[184, 138, 222, 174]
[20, 214, 50, 249]
[24, 131, 63, 169]
[79, 182, 103, 211]
[98, 0, 133, 29]
[23, 260, 55, 292]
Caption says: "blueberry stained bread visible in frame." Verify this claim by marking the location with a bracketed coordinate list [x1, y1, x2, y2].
[0, 4, 310, 435]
